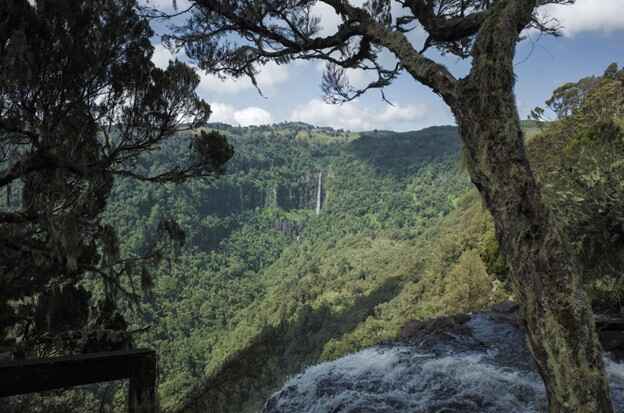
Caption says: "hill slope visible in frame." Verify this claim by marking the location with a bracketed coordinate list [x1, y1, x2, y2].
[106, 122, 482, 411]
[110, 112, 624, 412]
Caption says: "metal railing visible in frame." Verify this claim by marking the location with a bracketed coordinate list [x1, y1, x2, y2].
[0, 349, 158, 413]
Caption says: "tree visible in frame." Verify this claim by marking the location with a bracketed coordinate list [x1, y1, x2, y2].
[528, 64, 624, 311]
[530, 63, 624, 123]
[0, 0, 232, 359]
[166, 1, 614, 411]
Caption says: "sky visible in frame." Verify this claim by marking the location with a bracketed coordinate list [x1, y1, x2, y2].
[146, 0, 624, 131]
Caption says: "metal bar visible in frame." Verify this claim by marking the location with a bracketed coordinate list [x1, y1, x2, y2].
[0, 349, 158, 413]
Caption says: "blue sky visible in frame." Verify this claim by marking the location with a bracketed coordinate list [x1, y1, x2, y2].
[147, 0, 624, 131]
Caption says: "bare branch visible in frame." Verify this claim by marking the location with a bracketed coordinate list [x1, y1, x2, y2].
[175, 0, 459, 105]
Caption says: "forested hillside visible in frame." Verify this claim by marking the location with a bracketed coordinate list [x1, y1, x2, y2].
[11, 68, 624, 411]
[6, 66, 622, 413]
[106, 78, 624, 410]
[104, 122, 478, 411]
[8, 67, 624, 412]
[3, 2, 623, 412]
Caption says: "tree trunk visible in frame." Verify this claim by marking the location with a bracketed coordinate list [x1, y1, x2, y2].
[455, 102, 613, 413]
[445, 2, 614, 412]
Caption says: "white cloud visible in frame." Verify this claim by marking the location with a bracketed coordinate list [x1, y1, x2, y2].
[151, 44, 289, 96]
[209, 103, 273, 127]
[233, 107, 273, 126]
[539, 0, 624, 36]
[140, 0, 192, 11]
[198, 62, 289, 96]
[345, 68, 375, 88]
[198, 74, 252, 95]
[209, 103, 236, 124]
[289, 99, 429, 131]
[377, 104, 427, 123]
[151, 44, 175, 69]
[257, 63, 290, 87]
[310, 2, 343, 36]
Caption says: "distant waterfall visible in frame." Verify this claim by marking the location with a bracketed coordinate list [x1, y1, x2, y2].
[315, 172, 322, 216]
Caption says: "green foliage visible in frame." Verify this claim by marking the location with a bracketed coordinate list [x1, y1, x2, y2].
[530, 62, 624, 122]
[0, 0, 227, 362]
[10, 64, 623, 411]
[116, 114, 621, 411]
[321, 191, 510, 359]
[96, 122, 474, 411]
[23, 63, 622, 411]
[527, 64, 624, 311]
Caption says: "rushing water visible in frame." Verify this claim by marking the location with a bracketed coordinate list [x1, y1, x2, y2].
[264, 313, 624, 413]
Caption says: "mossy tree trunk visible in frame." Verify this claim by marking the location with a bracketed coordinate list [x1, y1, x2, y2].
[455, 96, 613, 413]
[448, 1, 613, 411]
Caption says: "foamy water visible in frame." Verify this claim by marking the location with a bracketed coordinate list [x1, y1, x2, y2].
[264, 314, 624, 413]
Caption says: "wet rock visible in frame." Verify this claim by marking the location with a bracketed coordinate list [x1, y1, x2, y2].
[399, 313, 471, 341]
[264, 310, 624, 413]
[595, 314, 624, 329]
[490, 300, 519, 314]
[601, 330, 624, 361]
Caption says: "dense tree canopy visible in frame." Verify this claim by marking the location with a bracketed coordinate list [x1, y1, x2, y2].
[528, 64, 624, 308]
[0, 0, 232, 358]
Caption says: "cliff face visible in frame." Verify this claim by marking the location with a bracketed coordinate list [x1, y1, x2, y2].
[196, 174, 324, 217]
[275, 173, 324, 212]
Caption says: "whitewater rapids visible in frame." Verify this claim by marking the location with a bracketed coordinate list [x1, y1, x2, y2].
[263, 313, 624, 413]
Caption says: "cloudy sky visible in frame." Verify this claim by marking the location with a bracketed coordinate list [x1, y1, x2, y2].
[148, 0, 624, 131]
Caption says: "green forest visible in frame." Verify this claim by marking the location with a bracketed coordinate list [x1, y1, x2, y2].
[109, 121, 471, 411]
[2, 1, 624, 413]
[123, 71, 624, 411]
[14, 64, 624, 412]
